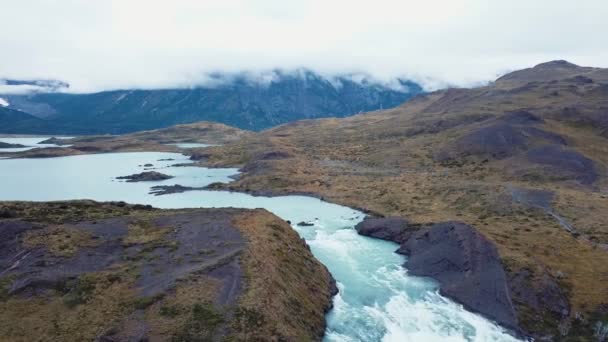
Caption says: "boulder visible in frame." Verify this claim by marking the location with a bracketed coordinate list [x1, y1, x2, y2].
[354, 217, 411, 242]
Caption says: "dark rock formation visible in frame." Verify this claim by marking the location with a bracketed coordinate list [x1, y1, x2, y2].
[521, 127, 568, 145]
[354, 217, 412, 242]
[399, 222, 519, 333]
[508, 185, 554, 210]
[149, 184, 201, 196]
[116, 171, 174, 182]
[525, 145, 597, 185]
[549, 106, 608, 135]
[439, 123, 529, 160]
[0, 211, 245, 299]
[0, 142, 26, 149]
[356, 217, 520, 334]
[499, 110, 544, 125]
[437, 122, 567, 162]
[189, 152, 210, 161]
[38, 137, 71, 145]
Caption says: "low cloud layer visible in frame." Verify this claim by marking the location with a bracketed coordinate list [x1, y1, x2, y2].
[1, 0, 606, 92]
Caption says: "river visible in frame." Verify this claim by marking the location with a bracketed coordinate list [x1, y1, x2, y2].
[0, 149, 519, 341]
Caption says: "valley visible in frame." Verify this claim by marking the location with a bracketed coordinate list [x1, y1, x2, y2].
[0, 60, 607, 341]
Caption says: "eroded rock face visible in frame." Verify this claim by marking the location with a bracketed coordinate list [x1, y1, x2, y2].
[525, 145, 597, 185]
[356, 217, 520, 334]
[399, 222, 519, 333]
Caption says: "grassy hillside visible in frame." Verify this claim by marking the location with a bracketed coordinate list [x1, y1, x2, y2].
[0, 201, 335, 341]
[198, 60, 608, 339]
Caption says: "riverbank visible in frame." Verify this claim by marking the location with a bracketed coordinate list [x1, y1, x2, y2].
[0, 150, 521, 340]
[0, 201, 335, 341]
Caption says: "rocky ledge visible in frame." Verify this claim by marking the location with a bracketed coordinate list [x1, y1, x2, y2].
[116, 171, 174, 182]
[355, 217, 520, 335]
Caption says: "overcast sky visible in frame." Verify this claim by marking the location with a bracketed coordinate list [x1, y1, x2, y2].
[1, 0, 607, 92]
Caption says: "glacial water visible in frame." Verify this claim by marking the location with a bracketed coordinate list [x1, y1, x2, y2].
[0, 148, 520, 341]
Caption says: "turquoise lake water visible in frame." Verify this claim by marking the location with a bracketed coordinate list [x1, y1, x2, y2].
[0, 148, 520, 341]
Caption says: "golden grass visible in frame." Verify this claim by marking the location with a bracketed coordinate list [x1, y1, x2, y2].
[0, 269, 136, 342]
[230, 209, 335, 341]
[22, 225, 99, 257]
[123, 219, 171, 246]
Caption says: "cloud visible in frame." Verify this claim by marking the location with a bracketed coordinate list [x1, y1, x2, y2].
[0, 0, 606, 92]
[0, 84, 51, 95]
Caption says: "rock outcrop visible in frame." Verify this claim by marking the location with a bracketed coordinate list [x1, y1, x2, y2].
[356, 217, 520, 334]
[116, 171, 174, 182]
[354, 216, 412, 242]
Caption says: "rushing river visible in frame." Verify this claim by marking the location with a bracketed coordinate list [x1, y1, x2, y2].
[0, 149, 520, 341]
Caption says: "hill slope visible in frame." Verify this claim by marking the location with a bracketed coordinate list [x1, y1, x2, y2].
[198, 60, 608, 340]
[0, 71, 423, 134]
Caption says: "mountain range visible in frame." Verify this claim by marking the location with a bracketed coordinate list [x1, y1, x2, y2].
[0, 70, 422, 134]
[2, 60, 607, 340]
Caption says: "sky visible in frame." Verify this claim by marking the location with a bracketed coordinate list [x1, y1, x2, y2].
[1, 0, 607, 92]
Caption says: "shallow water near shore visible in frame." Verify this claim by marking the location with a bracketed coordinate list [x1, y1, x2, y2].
[0, 149, 520, 341]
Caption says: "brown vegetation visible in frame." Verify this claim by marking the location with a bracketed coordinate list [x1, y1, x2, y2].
[0, 201, 332, 341]
[198, 61, 608, 339]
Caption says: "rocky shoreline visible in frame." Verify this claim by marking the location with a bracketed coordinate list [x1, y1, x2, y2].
[355, 217, 522, 337]
[148, 180, 526, 336]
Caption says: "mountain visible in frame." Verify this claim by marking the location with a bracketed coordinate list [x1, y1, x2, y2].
[196, 61, 608, 340]
[0, 70, 423, 134]
[4, 60, 606, 339]
[0, 106, 61, 133]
